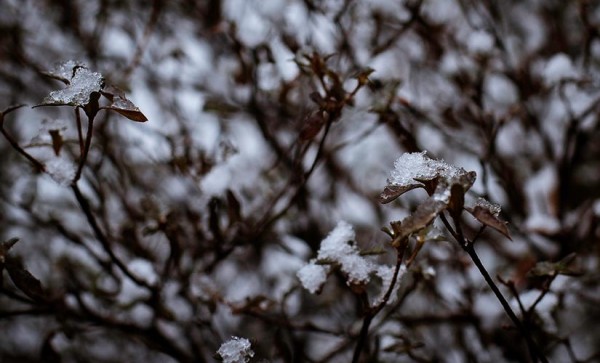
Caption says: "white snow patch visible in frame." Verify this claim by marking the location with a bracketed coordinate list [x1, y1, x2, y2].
[43, 61, 104, 106]
[388, 151, 464, 187]
[217, 336, 255, 363]
[297, 261, 330, 294]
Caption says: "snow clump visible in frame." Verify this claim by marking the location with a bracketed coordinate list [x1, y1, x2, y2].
[217, 336, 255, 363]
[388, 151, 463, 187]
[297, 221, 404, 305]
[43, 60, 104, 106]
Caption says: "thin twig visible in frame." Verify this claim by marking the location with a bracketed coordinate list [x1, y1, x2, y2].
[352, 246, 406, 363]
[71, 183, 151, 289]
[0, 105, 45, 172]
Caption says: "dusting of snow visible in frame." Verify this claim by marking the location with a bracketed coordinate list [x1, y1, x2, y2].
[44, 155, 76, 186]
[46, 60, 85, 81]
[542, 53, 577, 84]
[297, 261, 330, 294]
[43, 61, 104, 106]
[475, 197, 501, 216]
[217, 336, 255, 363]
[388, 151, 463, 187]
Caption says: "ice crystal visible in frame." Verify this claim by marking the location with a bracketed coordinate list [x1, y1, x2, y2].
[217, 336, 255, 363]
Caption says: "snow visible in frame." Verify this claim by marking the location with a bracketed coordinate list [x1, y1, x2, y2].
[317, 220, 356, 261]
[217, 336, 255, 363]
[388, 151, 464, 187]
[314, 221, 376, 285]
[542, 53, 577, 84]
[46, 60, 84, 81]
[44, 155, 76, 187]
[475, 197, 501, 216]
[298, 221, 405, 302]
[43, 61, 104, 106]
[297, 261, 329, 294]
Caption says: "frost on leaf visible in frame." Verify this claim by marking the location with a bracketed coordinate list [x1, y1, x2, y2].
[381, 151, 467, 203]
[42, 61, 104, 107]
[217, 336, 255, 363]
[466, 198, 511, 239]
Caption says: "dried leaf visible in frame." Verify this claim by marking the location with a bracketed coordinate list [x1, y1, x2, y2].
[299, 111, 325, 141]
[395, 198, 448, 244]
[379, 184, 421, 204]
[101, 86, 148, 122]
[448, 184, 465, 218]
[467, 205, 511, 240]
[49, 129, 63, 156]
[226, 189, 242, 224]
[0, 237, 19, 263]
[352, 67, 375, 85]
[40, 61, 104, 107]
[528, 253, 582, 277]
[5, 257, 45, 301]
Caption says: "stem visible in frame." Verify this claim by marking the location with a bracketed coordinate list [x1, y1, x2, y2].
[73, 108, 95, 183]
[439, 212, 547, 362]
[0, 105, 45, 172]
[352, 247, 405, 363]
[463, 243, 548, 363]
[71, 183, 151, 289]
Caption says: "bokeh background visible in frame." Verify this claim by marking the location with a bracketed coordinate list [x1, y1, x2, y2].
[1, 0, 600, 362]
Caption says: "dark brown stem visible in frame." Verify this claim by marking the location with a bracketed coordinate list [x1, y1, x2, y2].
[0, 105, 45, 172]
[352, 247, 405, 363]
[440, 212, 547, 362]
[73, 108, 95, 183]
[71, 183, 151, 289]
